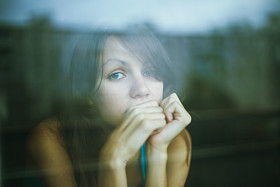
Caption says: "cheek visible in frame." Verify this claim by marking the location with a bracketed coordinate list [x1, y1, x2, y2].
[96, 85, 129, 125]
[150, 82, 164, 101]
[96, 81, 163, 125]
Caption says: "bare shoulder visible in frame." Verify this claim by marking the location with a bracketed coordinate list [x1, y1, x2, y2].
[26, 117, 77, 186]
[26, 117, 64, 168]
[26, 117, 62, 158]
[28, 117, 60, 137]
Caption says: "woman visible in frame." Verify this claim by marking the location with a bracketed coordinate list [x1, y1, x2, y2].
[26, 27, 191, 187]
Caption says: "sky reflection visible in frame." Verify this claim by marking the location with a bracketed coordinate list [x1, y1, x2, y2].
[0, 0, 279, 34]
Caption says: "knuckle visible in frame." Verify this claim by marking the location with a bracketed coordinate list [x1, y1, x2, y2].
[169, 93, 176, 100]
[159, 119, 166, 126]
[142, 120, 151, 132]
[160, 113, 165, 119]
[158, 107, 163, 112]
[150, 101, 158, 106]
[142, 120, 154, 132]
[188, 114, 192, 123]
[172, 93, 178, 98]
[185, 113, 192, 125]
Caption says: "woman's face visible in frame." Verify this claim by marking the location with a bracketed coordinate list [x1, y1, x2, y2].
[95, 36, 164, 126]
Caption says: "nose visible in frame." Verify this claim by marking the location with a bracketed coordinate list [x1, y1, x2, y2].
[129, 75, 151, 99]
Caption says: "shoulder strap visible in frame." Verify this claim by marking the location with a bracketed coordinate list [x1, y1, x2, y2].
[140, 143, 147, 181]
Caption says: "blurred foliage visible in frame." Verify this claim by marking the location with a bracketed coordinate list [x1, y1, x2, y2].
[0, 10, 279, 133]
[0, 11, 279, 129]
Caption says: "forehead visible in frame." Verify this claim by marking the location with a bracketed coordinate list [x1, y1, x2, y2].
[102, 36, 143, 66]
[101, 35, 162, 71]
[103, 36, 128, 59]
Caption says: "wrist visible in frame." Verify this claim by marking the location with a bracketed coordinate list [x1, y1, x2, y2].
[145, 145, 168, 187]
[99, 150, 127, 169]
[98, 152, 128, 187]
[146, 144, 168, 162]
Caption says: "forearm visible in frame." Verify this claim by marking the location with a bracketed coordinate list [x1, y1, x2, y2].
[145, 146, 168, 187]
[97, 160, 127, 187]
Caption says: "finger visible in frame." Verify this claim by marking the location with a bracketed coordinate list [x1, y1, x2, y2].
[126, 106, 163, 117]
[163, 101, 176, 122]
[163, 100, 185, 118]
[160, 96, 172, 121]
[131, 118, 167, 137]
[160, 93, 185, 122]
[170, 93, 181, 103]
[164, 100, 188, 122]
[107, 114, 166, 160]
[161, 93, 182, 107]
[128, 100, 159, 111]
[122, 117, 167, 149]
[123, 112, 166, 135]
[120, 106, 163, 130]
[160, 95, 170, 108]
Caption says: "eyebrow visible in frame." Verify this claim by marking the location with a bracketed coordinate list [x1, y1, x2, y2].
[103, 58, 128, 67]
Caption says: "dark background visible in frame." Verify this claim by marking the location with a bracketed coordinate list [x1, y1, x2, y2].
[1, 11, 280, 187]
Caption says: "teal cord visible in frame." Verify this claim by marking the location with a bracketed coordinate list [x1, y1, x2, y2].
[140, 143, 147, 180]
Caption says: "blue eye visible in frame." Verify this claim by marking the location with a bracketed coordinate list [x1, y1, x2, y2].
[108, 72, 126, 80]
[143, 70, 156, 78]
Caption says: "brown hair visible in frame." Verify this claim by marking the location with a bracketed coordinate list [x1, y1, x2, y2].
[57, 26, 176, 186]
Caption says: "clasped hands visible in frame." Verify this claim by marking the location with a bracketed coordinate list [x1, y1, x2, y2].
[100, 93, 191, 167]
